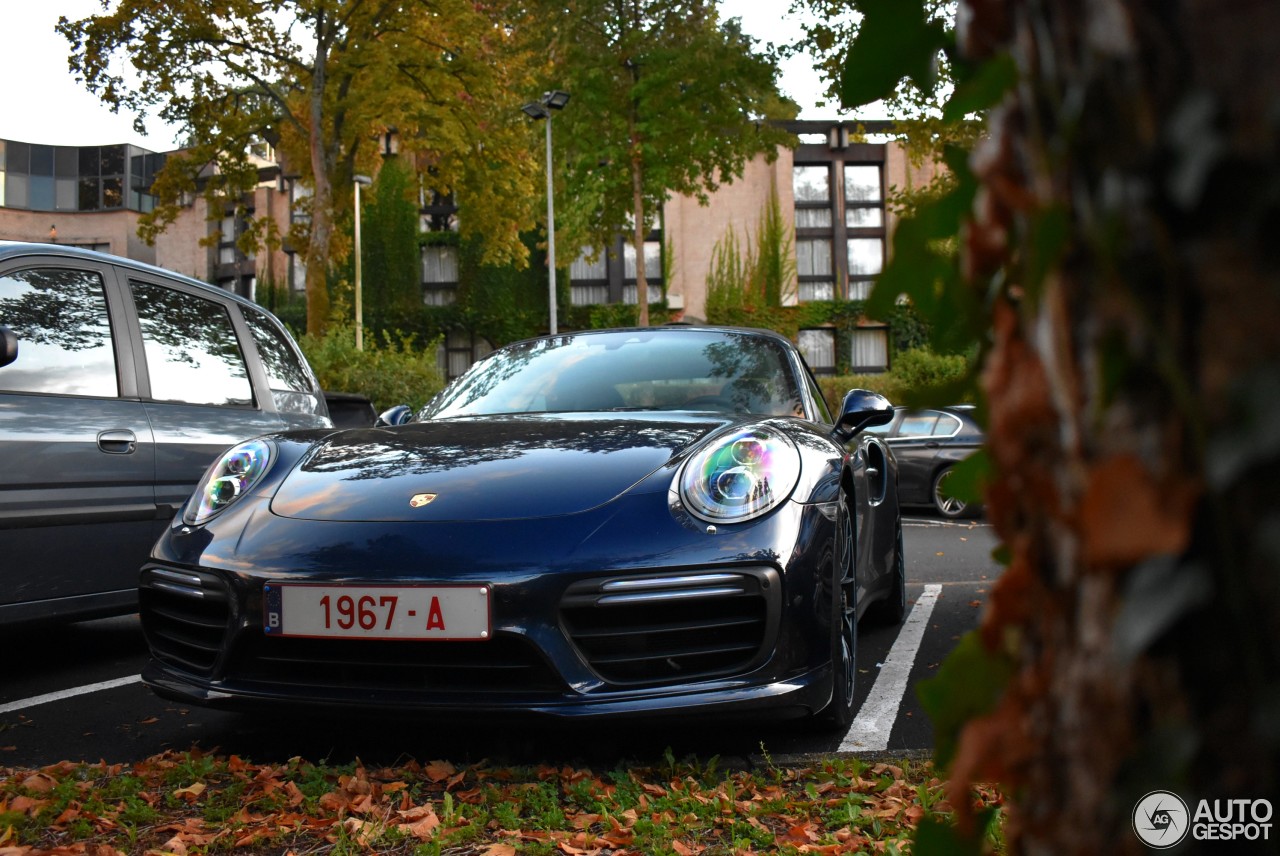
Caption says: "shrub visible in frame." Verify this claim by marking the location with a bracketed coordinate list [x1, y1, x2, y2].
[817, 348, 972, 411]
[891, 347, 970, 391]
[297, 323, 445, 413]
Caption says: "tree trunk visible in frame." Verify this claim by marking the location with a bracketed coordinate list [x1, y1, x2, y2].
[631, 158, 650, 328]
[304, 18, 333, 337]
[950, 2, 1280, 853]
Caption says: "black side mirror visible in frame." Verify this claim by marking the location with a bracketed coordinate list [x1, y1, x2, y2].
[833, 389, 894, 442]
[0, 327, 17, 369]
[375, 404, 413, 427]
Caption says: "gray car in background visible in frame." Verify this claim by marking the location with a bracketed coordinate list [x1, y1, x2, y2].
[0, 242, 332, 625]
[865, 405, 984, 518]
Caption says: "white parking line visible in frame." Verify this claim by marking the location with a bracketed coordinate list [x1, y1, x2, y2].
[0, 675, 142, 716]
[839, 584, 942, 752]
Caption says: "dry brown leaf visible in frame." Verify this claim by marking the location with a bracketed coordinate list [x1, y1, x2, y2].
[481, 844, 517, 856]
[424, 760, 456, 782]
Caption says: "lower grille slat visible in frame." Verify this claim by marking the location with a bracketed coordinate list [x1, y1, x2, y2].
[228, 636, 565, 695]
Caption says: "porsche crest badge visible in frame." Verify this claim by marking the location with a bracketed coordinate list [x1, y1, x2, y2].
[409, 493, 437, 508]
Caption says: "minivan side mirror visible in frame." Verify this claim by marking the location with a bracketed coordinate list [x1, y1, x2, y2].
[0, 327, 17, 369]
[375, 404, 414, 427]
[833, 389, 894, 442]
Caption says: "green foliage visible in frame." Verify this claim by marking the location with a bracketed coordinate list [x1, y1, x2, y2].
[837, 0, 948, 109]
[361, 159, 423, 331]
[59, 0, 538, 336]
[297, 323, 444, 413]
[538, 0, 794, 325]
[456, 232, 551, 344]
[706, 182, 798, 321]
[816, 347, 971, 409]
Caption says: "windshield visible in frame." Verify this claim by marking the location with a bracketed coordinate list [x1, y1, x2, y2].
[424, 329, 804, 419]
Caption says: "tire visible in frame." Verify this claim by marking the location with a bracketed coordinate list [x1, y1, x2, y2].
[871, 520, 907, 625]
[932, 467, 970, 519]
[815, 496, 857, 730]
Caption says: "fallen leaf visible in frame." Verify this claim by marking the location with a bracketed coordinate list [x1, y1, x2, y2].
[482, 844, 517, 856]
[172, 783, 206, 802]
[424, 760, 456, 782]
[672, 841, 705, 855]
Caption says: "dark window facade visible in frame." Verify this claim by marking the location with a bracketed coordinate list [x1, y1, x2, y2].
[0, 139, 162, 214]
[569, 233, 665, 307]
[790, 124, 887, 304]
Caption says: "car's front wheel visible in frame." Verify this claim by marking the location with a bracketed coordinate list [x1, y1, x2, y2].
[815, 496, 857, 730]
[932, 467, 970, 518]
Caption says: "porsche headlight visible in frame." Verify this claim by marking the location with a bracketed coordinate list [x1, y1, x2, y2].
[678, 427, 801, 523]
[185, 438, 274, 525]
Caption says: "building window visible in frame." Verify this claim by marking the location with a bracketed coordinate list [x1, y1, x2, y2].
[623, 240, 662, 305]
[844, 163, 884, 301]
[421, 244, 458, 306]
[847, 238, 884, 277]
[438, 329, 494, 380]
[851, 326, 890, 373]
[288, 253, 306, 294]
[216, 213, 254, 269]
[793, 165, 830, 203]
[794, 164, 836, 303]
[570, 248, 608, 306]
[569, 235, 664, 307]
[798, 328, 837, 375]
[796, 238, 834, 302]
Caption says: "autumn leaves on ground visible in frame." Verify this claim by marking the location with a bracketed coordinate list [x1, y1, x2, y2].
[0, 750, 1003, 855]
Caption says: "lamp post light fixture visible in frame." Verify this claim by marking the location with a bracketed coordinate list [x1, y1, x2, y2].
[353, 174, 373, 351]
[521, 89, 570, 335]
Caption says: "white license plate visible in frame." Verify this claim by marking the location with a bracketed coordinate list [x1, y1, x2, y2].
[263, 584, 491, 641]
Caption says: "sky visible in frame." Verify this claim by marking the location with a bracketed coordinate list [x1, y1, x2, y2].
[0, 1, 856, 154]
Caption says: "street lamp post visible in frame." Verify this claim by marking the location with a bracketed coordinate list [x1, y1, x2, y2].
[353, 174, 373, 350]
[521, 90, 570, 335]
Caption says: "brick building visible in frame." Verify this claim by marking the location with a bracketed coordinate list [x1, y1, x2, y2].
[0, 122, 943, 375]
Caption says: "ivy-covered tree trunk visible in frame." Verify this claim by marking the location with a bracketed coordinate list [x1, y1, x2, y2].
[951, 1, 1280, 852]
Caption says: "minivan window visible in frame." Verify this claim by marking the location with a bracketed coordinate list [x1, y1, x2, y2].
[243, 306, 323, 415]
[0, 267, 118, 397]
[132, 281, 253, 406]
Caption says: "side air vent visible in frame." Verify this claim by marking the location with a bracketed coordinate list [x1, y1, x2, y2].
[139, 566, 231, 676]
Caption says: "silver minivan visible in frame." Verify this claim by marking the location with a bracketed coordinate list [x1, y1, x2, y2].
[0, 242, 332, 624]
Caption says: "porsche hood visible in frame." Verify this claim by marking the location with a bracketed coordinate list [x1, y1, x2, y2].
[269, 414, 726, 522]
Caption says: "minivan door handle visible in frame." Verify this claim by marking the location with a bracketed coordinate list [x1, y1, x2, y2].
[97, 429, 138, 454]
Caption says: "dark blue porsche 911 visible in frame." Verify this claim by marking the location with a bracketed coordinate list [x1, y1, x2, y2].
[139, 326, 905, 728]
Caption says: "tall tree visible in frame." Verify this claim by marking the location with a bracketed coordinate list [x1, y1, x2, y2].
[359, 156, 420, 331]
[59, 0, 537, 335]
[534, 0, 793, 326]
[838, 0, 1280, 852]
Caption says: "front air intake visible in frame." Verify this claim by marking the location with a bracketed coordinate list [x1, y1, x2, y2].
[559, 568, 780, 686]
[139, 566, 231, 676]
